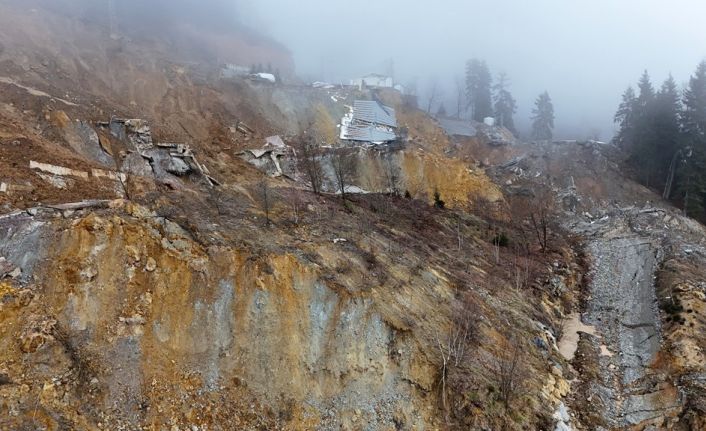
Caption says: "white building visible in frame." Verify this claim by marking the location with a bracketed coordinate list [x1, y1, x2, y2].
[350, 74, 394, 90]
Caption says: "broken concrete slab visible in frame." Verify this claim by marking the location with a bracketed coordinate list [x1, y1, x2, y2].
[240, 136, 296, 178]
[45, 200, 114, 211]
[92, 169, 127, 183]
[265, 135, 286, 148]
[30, 161, 89, 179]
[235, 121, 254, 135]
[36, 173, 72, 189]
[165, 157, 191, 176]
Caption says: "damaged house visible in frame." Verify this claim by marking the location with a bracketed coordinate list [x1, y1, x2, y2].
[339, 100, 398, 145]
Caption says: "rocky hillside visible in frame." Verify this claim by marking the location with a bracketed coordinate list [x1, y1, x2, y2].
[0, 3, 704, 431]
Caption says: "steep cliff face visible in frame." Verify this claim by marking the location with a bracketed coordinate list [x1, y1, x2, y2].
[2, 4, 705, 431]
[0, 203, 448, 429]
[0, 174, 589, 431]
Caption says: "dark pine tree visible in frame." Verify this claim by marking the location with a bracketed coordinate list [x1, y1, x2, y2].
[630, 71, 659, 186]
[493, 72, 518, 134]
[677, 61, 706, 218]
[531, 91, 554, 141]
[613, 86, 637, 149]
[465, 59, 493, 122]
[651, 75, 683, 190]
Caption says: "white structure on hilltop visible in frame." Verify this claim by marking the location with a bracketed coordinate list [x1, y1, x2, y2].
[350, 74, 394, 90]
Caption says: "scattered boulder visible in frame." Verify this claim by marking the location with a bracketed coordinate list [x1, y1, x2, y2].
[145, 257, 157, 272]
[165, 157, 191, 176]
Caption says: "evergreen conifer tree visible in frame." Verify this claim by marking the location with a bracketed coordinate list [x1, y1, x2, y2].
[465, 59, 493, 122]
[531, 91, 554, 141]
[493, 73, 518, 134]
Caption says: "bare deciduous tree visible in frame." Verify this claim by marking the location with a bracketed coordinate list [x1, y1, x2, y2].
[435, 301, 480, 422]
[382, 157, 402, 196]
[297, 137, 324, 194]
[529, 189, 555, 253]
[508, 186, 556, 254]
[425, 77, 444, 114]
[256, 179, 272, 227]
[290, 188, 303, 225]
[494, 335, 527, 409]
[331, 149, 358, 201]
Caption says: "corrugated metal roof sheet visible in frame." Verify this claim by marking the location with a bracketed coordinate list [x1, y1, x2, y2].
[438, 118, 477, 137]
[343, 124, 397, 143]
[353, 101, 397, 128]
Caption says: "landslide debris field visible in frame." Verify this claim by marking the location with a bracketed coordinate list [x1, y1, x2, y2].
[0, 3, 704, 431]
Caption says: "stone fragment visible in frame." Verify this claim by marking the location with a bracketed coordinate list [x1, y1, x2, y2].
[145, 257, 157, 272]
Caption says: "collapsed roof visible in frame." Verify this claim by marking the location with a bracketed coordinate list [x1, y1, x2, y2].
[437, 117, 477, 137]
[340, 101, 398, 144]
[352, 101, 396, 128]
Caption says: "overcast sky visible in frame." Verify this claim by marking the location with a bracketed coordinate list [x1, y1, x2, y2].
[236, 0, 706, 139]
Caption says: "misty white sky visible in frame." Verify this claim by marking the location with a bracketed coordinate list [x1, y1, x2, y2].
[240, 0, 706, 139]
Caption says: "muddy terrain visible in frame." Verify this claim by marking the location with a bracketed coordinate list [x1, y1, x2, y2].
[0, 3, 704, 431]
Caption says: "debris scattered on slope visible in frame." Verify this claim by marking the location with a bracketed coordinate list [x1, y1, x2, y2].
[30, 161, 89, 180]
[239, 136, 296, 178]
[98, 118, 219, 186]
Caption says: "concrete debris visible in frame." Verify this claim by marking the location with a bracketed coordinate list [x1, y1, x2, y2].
[0, 182, 6, 193]
[157, 143, 217, 186]
[37, 173, 71, 189]
[92, 169, 127, 183]
[30, 161, 89, 179]
[101, 118, 154, 154]
[235, 121, 254, 135]
[499, 155, 527, 169]
[239, 136, 296, 178]
[265, 135, 286, 148]
[476, 122, 516, 146]
[99, 119, 218, 186]
[45, 200, 114, 211]
[165, 157, 191, 176]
